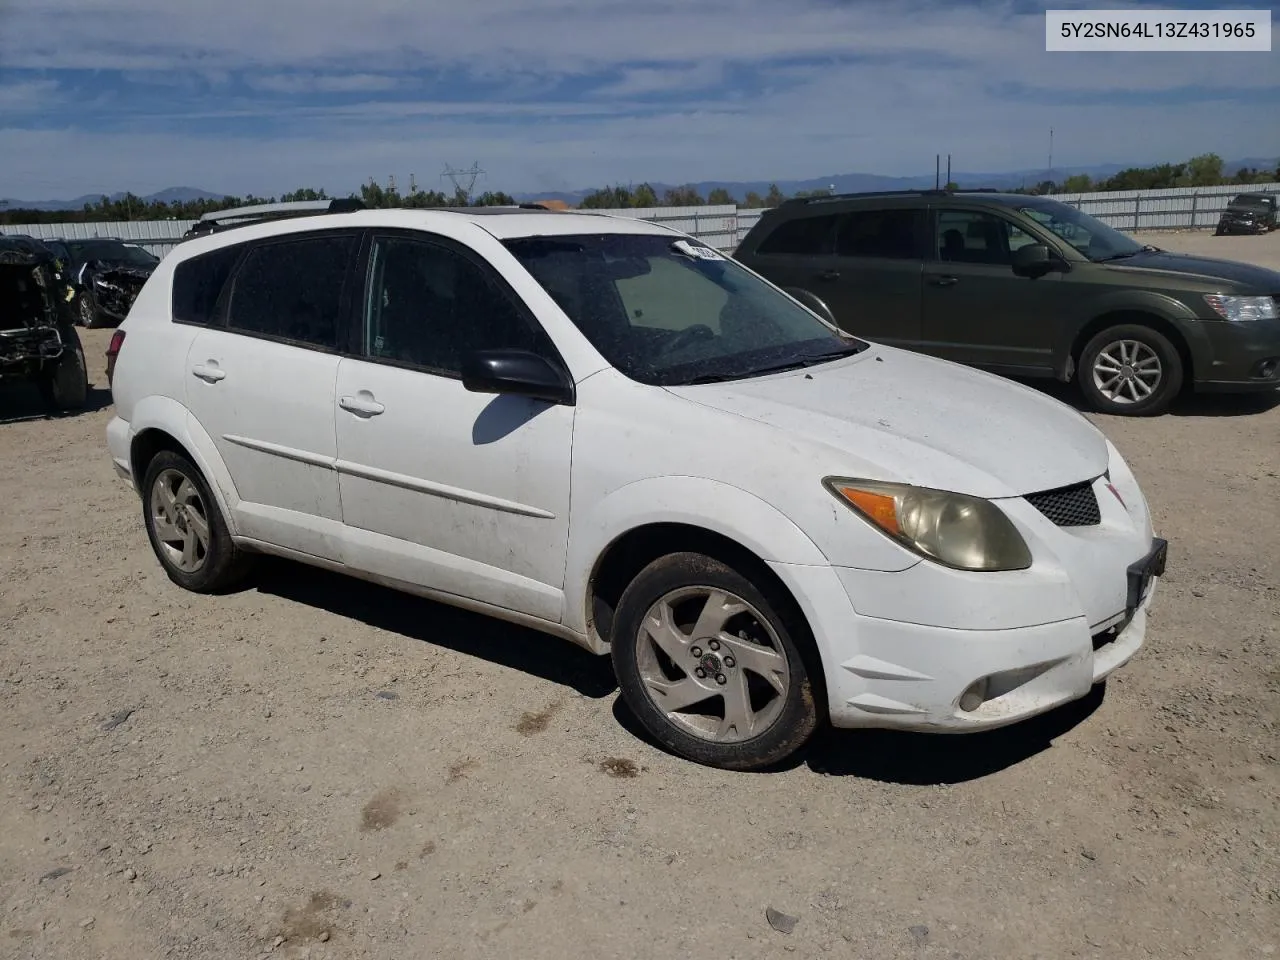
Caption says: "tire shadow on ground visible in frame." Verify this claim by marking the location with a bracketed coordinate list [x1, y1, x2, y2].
[613, 681, 1107, 784]
[0, 383, 113, 425]
[251, 557, 619, 700]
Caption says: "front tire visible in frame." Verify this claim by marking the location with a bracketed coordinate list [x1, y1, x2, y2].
[1078, 324, 1183, 417]
[141, 450, 253, 592]
[37, 326, 88, 411]
[610, 552, 821, 771]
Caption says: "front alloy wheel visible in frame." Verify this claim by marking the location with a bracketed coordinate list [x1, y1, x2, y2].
[1079, 324, 1183, 416]
[611, 552, 821, 770]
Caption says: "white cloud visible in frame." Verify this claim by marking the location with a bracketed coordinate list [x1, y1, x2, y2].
[0, 1, 1275, 199]
[249, 72, 405, 93]
[0, 80, 62, 115]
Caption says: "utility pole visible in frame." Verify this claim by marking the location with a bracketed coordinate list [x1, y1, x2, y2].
[935, 154, 940, 190]
[409, 173, 416, 194]
[1048, 127, 1054, 185]
[946, 154, 951, 188]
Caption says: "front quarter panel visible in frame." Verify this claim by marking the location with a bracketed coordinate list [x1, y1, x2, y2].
[562, 371, 923, 636]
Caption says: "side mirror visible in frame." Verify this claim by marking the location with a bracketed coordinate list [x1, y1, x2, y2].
[783, 287, 837, 327]
[460, 349, 575, 406]
[1011, 243, 1057, 278]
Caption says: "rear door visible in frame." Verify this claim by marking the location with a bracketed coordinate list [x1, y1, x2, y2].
[737, 211, 842, 313]
[919, 206, 1064, 373]
[822, 205, 927, 346]
[182, 229, 360, 561]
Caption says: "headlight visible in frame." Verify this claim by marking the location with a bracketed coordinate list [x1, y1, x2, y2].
[1203, 294, 1277, 322]
[823, 478, 1033, 572]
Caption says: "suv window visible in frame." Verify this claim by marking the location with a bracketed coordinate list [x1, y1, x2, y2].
[363, 235, 554, 374]
[834, 208, 922, 259]
[754, 214, 837, 256]
[936, 210, 1036, 265]
[225, 234, 355, 349]
[172, 246, 241, 326]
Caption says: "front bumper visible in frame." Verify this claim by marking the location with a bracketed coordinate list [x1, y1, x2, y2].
[1191, 317, 1280, 391]
[773, 557, 1160, 733]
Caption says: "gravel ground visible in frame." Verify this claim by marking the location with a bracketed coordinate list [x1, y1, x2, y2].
[1, 229, 1277, 960]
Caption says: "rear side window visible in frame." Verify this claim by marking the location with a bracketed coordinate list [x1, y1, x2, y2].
[834, 208, 923, 259]
[171, 246, 241, 325]
[225, 234, 356, 349]
[754, 214, 837, 256]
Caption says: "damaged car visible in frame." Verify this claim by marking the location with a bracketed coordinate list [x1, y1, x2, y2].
[1215, 193, 1278, 236]
[0, 236, 89, 411]
[59, 238, 160, 328]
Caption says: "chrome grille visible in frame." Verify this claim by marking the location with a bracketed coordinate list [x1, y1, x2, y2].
[1025, 480, 1101, 527]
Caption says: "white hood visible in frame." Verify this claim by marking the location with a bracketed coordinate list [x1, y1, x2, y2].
[666, 345, 1109, 500]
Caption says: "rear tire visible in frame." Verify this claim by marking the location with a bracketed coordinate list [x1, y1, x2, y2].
[37, 326, 88, 411]
[609, 551, 822, 771]
[1078, 324, 1183, 417]
[140, 450, 254, 593]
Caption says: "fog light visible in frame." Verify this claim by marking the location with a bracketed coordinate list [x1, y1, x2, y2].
[1255, 358, 1278, 380]
[958, 678, 989, 712]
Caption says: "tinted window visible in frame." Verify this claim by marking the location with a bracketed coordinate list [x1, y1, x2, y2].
[172, 246, 241, 325]
[226, 234, 355, 349]
[936, 210, 1036, 265]
[504, 233, 864, 387]
[363, 236, 554, 374]
[834, 208, 922, 259]
[65, 240, 159, 266]
[754, 214, 837, 256]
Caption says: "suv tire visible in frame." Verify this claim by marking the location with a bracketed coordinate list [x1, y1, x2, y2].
[141, 450, 254, 593]
[1078, 324, 1183, 417]
[610, 551, 821, 771]
[37, 326, 88, 411]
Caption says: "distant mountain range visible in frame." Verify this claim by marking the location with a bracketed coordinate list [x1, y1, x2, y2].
[3, 158, 1276, 211]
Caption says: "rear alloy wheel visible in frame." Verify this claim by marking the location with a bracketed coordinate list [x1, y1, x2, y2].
[37, 326, 88, 411]
[1078, 324, 1183, 417]
[141, 450, 253, 592]
[610, 552, 821, 771]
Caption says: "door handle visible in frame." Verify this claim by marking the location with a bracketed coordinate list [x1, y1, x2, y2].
[339, 393, 385, 417]
[817, 269, 841, 282]
[930, 275, 960, 287]
[191, 362, 226, 382]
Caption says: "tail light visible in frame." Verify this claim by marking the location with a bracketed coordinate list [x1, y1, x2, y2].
[106, 329, 126, 387]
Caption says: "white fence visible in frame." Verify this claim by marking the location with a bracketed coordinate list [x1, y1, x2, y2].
[1054, 181, 1280, 231]
[2, 182, 1276, 259]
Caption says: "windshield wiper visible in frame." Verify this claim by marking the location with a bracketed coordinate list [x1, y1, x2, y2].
[1093, 251, 1140, 262]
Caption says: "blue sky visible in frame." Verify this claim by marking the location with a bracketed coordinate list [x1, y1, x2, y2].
[0, 0, 1277, 199]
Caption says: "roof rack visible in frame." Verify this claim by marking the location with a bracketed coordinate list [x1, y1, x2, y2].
[779, 187, 1005, 207]
[183, 198, 366, 239]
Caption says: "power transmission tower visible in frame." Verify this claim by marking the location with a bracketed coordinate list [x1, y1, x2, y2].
[441, 162, 484, 203]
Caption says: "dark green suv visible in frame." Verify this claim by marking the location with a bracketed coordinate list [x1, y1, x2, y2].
[734, 190, 1280, 416]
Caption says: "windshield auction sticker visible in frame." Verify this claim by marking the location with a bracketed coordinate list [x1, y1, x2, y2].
[1045, 8, 1271, 51]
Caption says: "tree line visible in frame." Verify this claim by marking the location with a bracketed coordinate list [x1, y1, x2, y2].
[2, 152, 1276, 224]
[0, 182, 517, 225]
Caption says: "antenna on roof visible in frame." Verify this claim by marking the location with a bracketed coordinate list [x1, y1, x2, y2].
[442, 162, 484, 203]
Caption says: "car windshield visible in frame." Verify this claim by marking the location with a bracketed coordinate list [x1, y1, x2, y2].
[1013, 198, 1144, 262]
[502, 232, 865, 386]
[66, 240, 158, 266]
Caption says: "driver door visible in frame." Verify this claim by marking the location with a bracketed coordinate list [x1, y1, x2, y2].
[333, 230, 575, 623]
[919, 207, 1065, 374]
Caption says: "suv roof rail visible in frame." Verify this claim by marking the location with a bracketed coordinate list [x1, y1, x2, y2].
[183, 198, 366, 239]
[778, 187, 1007, 207]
